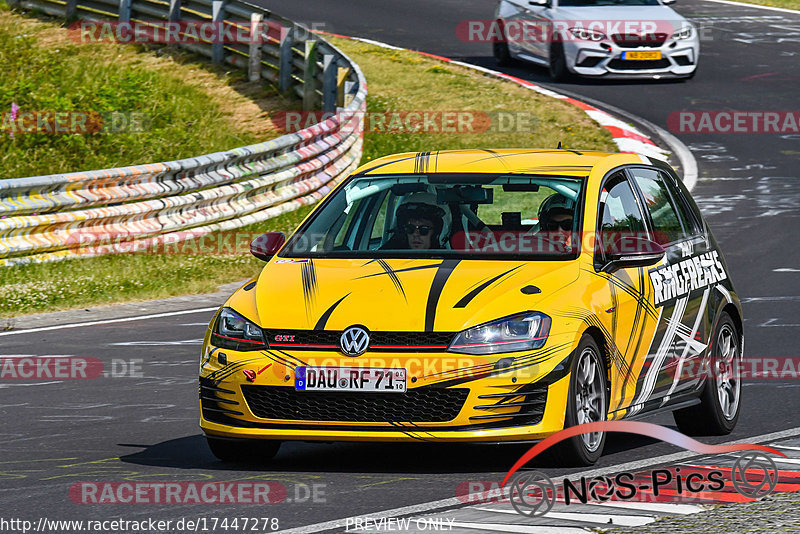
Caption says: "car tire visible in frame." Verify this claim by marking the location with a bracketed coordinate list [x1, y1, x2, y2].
[206, 437, 281, 463]
[673, 312, 741, 435]
[548, 41, 571, 82]
[493, 22, 514, 66]
[552, 335, 607, 466]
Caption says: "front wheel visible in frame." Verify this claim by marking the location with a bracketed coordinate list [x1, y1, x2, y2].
[548, 42, 571, 82]
[206, 437, 281, 463]
[552, 335, 607, 466]
[493, 23, 514, 66]
[673, 312, 741, 435]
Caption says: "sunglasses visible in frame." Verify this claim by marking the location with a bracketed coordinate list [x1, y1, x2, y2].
[404, 224, 433, 236]
[546, 219, 573, 231]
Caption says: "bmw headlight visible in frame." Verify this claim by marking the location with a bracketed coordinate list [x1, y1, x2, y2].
[210, 308, 267, 351]
[674, 25, 693, 40]
[569, 27, 606, 42]
[448, 312, 551, 355]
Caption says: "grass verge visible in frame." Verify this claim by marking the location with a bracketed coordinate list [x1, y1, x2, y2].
[0, 3, 295, 178]
[0, 30, 617, 318]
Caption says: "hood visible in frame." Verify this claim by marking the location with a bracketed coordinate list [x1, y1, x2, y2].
[553, 5, 686, 23]
[249, 258, 580, 332]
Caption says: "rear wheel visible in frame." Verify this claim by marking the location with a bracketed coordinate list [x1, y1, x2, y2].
[553, 335, 607, 466]
[206, 437, 281, 463]
[673, 312, 741, 435]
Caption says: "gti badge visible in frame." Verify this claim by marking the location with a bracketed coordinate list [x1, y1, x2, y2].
[340, 326, 370, 356]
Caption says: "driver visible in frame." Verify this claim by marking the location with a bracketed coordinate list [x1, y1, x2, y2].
[537, 193, 576, 250]
[382, 201, 446, 250]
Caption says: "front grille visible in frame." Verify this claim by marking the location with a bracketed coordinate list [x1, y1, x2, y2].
[674, 55, 693, 66]
[577, 56, 604, 68]
[607, 58, 671, 70]
[612, 33, 667, 48]
[200, 377, 243, 424]
[470, 385, 548, 426]
[264, 329, 456, 352]
[241, 385, 469, 423]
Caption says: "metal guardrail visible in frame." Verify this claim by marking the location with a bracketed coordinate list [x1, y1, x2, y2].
[1, 0, 366, 266]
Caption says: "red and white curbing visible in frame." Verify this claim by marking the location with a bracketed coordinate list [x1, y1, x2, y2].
[333, 35, 670, 161]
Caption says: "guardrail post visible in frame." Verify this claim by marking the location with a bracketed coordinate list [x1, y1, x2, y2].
[168, 0, 181, 22]
[248, 13, 263, 82]
[119, 0, 131, 23]
[322, 55, 337, 112]
[211, 0, 225, 64]
[279, 26, 294, 93]
[302, 39, 318, 111]
[65, 0, 78, 21]
[336, 66, 350, 109]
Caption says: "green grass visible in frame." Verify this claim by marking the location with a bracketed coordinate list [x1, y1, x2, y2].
[0, 4, 295, 178]
[0, 28, 617, 318]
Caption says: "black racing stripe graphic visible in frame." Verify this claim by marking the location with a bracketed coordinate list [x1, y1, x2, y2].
[427, 342, 572, 388]
[314, 294, 350, 331]
[274, 349, 309, 367]
[356, 154, 421, 176]
[453, 266, 522, 309]
[209, 360, 260, 383]
[434, 151, 439, 173]
[356, 263, 442, 279]
[376, 259, 407, 301]
[425, 259, 461, 332]
[261, 350, 301, 369]
[584, 268, 658, 321]
[301, 259, 318, 310]
[610, 280, 619, 345]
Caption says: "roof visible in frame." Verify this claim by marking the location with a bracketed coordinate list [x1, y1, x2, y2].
[354, 149, 645, 177]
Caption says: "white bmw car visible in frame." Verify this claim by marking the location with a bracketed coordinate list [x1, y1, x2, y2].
[493, 0, 699, 80]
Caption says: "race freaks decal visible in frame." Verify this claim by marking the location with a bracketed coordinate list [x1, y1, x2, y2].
[649, 250, 727, 307]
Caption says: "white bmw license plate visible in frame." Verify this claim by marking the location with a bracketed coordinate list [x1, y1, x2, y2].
[295, 366, 407, 393]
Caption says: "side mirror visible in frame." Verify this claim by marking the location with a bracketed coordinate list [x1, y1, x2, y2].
[601, 236, 665, 273]
[662, 0, 676, 4]
[250, 232, 285, 261]
[528, 0, 549, 6]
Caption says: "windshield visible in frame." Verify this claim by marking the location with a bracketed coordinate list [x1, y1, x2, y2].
[281, 173, 585, 260]
[559, 0, 662, 6]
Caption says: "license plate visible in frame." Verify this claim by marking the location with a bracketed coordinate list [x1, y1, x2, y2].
[295, 366, 407, 393]
[621, 50, 662, 60]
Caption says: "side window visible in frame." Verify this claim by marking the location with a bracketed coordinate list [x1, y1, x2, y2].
[662, 172, 700, 236]
[598, 173, 647, 260]
[629, 168, 692, 245]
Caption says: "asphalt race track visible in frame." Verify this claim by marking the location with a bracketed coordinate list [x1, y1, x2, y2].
[2, 0, 800, 532]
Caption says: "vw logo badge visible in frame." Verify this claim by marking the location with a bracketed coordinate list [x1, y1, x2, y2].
[340, 326, 370, 356]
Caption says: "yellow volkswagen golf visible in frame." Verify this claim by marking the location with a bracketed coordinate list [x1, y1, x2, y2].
[199, 149, 743, 465]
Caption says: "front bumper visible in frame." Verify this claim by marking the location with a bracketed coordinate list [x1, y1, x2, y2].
[198, 341, 575, 443]
[565, 38, 698, 79]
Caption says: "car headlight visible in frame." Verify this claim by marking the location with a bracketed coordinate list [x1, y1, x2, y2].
[210, 308, 267, 351]
[673, 25, 693, 40]
[569, 27, 606, 41]
[448, 312, 551, 355]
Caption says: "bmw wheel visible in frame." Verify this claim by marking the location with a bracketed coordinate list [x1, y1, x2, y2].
[554, 335, 607, 466]
[493, 21, 514, 66]
[548, 41, 570, 82]
[673, 312, 741, 435]
[206, 437, 281, 463]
